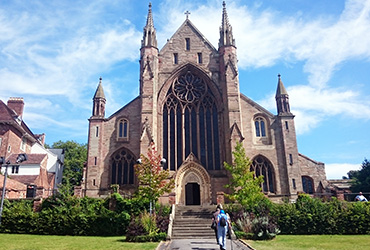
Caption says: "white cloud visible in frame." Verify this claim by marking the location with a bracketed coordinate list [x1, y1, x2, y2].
[325, 163, 361, 179]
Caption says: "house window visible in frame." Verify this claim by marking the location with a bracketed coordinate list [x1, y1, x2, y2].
[254, 117, 266, 137]
[289, 154, 293, 165]
[197, 53, 202, 64]
[96, 126, 99, 137]
[174, 53, 178, 64]
[111, 148, 135, 185]
[11, 165, 19, 174]
[285, 121, 289, 130]
[302, 176, 314, 194]
[0, 138, 2, 147]
[292, 178, 296, 189]
[251, 155, 275, 193]
[7, 145, 11, 152]
[185, 38, 190, 50]
[94, 157, 97, 165]
[118, 119, 129, 140]
[20, 137, 26, 151]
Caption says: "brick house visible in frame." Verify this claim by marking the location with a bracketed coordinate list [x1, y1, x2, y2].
[0, 97, 64, 199]
[83, 2, 327, 204]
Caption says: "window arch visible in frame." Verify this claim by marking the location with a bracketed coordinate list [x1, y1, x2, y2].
[110, 148, 135, 185]
[117, 119, 129, 140]
[251, 155, 275, 193]
[302, 176, 314, 194]
[254, 117, 266, 137]
[163, 70, 221, 171]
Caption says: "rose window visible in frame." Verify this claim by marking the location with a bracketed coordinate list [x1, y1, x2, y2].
[173, 71, 206, 103]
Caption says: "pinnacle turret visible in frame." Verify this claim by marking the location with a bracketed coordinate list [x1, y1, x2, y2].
[219, 1, 235, 48]
[142, 2, 157, 48]
[275, 74, 291, 114]
[92, 77, 106, 117]
[94, 77, 105, 99]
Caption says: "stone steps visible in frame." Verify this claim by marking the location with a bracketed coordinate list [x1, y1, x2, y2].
[171, 205, 216, 239]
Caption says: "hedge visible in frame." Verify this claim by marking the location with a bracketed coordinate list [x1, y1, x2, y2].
[272, 194, 370, 235]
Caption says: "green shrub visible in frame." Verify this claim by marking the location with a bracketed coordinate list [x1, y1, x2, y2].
[272, 194, 370, 235]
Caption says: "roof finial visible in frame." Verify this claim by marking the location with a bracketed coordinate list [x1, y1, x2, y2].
[99, 76, 102, 82]
[278, 74, 281, 79]
[184, 10, 191, 19]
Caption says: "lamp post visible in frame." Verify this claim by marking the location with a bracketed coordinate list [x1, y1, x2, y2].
[0, 153, 28, 225]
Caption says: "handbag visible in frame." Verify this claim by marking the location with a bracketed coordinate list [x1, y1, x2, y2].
[211, 220, 217, 229]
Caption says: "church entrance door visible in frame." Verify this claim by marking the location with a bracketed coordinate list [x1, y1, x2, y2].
[185, 182, 200, 205]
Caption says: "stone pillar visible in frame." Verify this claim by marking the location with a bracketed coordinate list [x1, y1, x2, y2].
[169, 192, 176, 205]
[336, 190, 345, 201]
[74, 186, 83, 197]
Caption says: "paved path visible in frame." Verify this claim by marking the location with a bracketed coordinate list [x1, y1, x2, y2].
[157, 239, 253, 250]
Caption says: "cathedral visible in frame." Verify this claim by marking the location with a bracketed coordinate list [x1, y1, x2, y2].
[83, 2, 327, 204]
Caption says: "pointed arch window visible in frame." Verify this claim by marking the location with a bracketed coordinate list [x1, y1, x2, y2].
[302, 176, 314, 194]
[254, 117, 266, 137]
[118, 119, 129, 141]
[163, 70, 221, 171]
[251, 155, 275, 193]
[111, 148, 135, 185]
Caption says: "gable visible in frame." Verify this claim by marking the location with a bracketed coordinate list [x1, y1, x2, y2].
[159, 19, 218, 70]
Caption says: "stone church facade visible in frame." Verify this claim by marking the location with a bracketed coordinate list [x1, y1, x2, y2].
[83, 2, 327, 204]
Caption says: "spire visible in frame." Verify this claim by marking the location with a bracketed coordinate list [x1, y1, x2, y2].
[92, 77, 106, 117]
[275, 74, 291, 114]
[142, 2, 157, 48]
[275, 74, 288, 97]
[94, 77, 105, 99]
[219, 1, 235, 48]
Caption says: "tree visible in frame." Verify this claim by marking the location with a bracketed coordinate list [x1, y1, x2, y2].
[134, 143, 174, 213]
[51, 140, 87, 187]
[224, 142, 267, 212]
[349, 158, 370, 193]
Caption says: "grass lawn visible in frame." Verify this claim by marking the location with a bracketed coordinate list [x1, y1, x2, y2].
[0, 234, 159, 250]
[244, 235, 370, 250]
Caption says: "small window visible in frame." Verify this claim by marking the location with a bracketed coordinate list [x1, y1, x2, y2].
[94, 157, 97, 165]
[174, 53, 178, 64]
[7, 145, 11, 152]
[118, 119, 129, 140]
[255, 117, 266, 137]
[93, 179, 96, 186]
[292, 178, 296, 189]
[185, 38, 190, 50]
[96, 126, 99, 137]
[12, 166, 19, 174]
[20, 137, 26, 151]
[285, 121, 289, 130]
[0, 138, 2, 147]
[289, 154, 293, 165]
[197, 53, 202, 64]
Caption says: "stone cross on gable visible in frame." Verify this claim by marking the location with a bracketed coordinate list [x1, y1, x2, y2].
[184, 10, 191, 19]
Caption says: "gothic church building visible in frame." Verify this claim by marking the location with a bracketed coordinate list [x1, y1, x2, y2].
[83, 2, 327, 204]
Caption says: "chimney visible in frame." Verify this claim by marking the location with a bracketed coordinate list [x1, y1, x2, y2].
[35, 133, 46, 146]
[7, 97, 25, 118]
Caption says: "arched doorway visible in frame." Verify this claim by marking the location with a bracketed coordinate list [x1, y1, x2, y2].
[185, 182, 200, 205]
[174, 155, 212, 205]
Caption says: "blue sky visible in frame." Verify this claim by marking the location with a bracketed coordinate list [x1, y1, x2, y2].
[1, 0, 370, 179]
